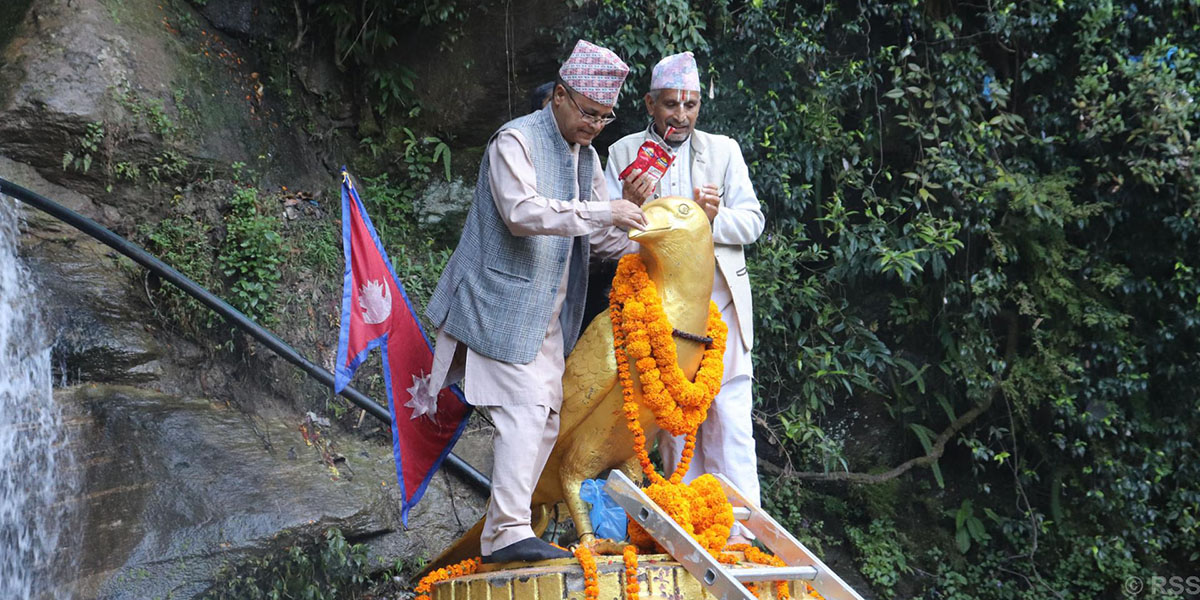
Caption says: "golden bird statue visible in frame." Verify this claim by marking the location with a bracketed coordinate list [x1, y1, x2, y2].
[428, 196, 717, 568]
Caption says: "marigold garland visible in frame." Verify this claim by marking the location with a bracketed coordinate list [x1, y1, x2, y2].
[574, 545, 600, 600]
[623, 545, 640, 600]
[413, 556, 480, 600]
[611, 254, 733, 556]
[803, 582, 825, 600]
[611, 255, 807, 600]
[610, 254, 727, 486]
[725, 544, 794, 600]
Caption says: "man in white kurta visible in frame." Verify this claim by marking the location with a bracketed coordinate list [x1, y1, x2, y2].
[424, 41, 643, 564]
[604, 52, 766, 545]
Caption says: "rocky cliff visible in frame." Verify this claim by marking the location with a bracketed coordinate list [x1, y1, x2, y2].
[0, 0, 579, 595]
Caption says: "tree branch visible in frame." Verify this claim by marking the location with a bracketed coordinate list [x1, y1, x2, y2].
[769, 312, 1020, 484]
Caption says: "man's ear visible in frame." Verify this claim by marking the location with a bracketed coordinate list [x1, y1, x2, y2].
[643, 92, 655, 116]
[553, 84, 567, 106]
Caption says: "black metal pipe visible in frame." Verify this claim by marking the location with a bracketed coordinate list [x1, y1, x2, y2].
[0, 176, 491, 494]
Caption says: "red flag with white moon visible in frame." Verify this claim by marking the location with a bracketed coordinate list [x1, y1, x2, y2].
[333, 169, 471, 525]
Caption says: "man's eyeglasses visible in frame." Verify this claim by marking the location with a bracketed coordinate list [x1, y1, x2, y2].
[564, 88, 617, 126]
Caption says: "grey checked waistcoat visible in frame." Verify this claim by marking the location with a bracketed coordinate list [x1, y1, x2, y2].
[424, 104, 593, 364]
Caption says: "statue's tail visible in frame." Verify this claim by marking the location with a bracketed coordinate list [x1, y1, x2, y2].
[417, 503, 555, 578]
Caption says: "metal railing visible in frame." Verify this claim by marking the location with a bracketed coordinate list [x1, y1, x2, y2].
[0, 176, 490, 495]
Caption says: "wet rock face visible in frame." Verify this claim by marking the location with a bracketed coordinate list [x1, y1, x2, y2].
[0, 0, 330, 205]
[196, 0, 260, 39]
[51, 385, 409, 599]
[3, 157, 166, 387]
[1, 0, 500, 596]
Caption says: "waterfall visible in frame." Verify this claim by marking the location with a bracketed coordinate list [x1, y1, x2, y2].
[0, 194, 72, 599]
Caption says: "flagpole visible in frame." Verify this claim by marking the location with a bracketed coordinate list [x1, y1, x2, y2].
[0, 176, 491, 494]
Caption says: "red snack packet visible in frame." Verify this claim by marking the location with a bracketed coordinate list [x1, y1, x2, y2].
[618, 127, 677, 188]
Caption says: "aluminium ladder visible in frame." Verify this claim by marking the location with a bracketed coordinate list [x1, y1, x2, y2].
[604, 471, 865, 600]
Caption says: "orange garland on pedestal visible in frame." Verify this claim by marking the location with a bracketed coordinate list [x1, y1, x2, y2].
[726, 543, 802, 600]
[413, 557, 481, 600]
[575, 545, 600, 600]
[623, 545, 640, 599]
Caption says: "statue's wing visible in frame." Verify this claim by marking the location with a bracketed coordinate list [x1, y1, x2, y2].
[557, 309, 620, 440]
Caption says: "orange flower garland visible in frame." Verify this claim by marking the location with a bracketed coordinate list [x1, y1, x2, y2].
[610, 254, 734, 556]
[609, 255, 810, 600]
[609, 254, 727, 486]
[574, 545, 600, 600]
[413, 556, 480, 600]
[623, 545, 640, 600]
[725, 544, 795, 600]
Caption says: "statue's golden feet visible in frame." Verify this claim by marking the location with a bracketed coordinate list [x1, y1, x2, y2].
[575, 535, 628, 556]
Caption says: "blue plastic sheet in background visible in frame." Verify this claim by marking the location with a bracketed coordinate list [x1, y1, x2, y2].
[579, 477, 628, 541]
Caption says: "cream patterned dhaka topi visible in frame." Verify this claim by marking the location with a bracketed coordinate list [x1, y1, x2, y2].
[558, 40, 630, 107]
[651, 51, 702, 92]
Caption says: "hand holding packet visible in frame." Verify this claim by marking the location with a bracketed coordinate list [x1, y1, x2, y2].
[618, 126, 678, 189]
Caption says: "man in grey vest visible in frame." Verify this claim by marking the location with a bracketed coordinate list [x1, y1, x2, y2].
[424, 40, 644, 563]
[605, 51, 766, 546]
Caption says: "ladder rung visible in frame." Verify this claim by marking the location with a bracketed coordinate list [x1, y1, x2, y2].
[732, 507, 751, 521]
[730, 566, 818, 582]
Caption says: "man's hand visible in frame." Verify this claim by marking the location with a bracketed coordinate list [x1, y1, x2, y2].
[621, 168, 655, 206]
[695, 184, 720, 222]
[610, 199, 647, 231]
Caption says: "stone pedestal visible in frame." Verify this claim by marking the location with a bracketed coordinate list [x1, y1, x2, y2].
[432, 554, 821, 600]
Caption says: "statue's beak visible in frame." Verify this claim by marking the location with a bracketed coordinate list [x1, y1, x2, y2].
[629, 205, 671, 241]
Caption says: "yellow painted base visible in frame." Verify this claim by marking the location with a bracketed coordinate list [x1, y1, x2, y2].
[432, 554, 822, 600]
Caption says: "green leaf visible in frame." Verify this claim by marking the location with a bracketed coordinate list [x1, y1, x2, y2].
[955, 527, 971, 553]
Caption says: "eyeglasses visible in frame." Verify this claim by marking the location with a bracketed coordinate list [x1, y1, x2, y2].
[564, 87, 617, 126]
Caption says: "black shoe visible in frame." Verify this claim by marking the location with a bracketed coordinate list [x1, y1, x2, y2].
[482, 537, 573, 564]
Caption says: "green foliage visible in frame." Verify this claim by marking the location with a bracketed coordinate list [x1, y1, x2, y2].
[393, 240, 452, 330]
[566, 1, 1200, 597]
[948, 499, 991, 554]
[202, 528, 373, 600]
[296, 0, 468, 119]
[140, 214, 218, 336]
[61, 121, 104, 174]
[219, 187, 284, 325]
[297, 220, 341, 278]
[845, 518, 911, 595]
[147, 150, 191, 183]
[761, 484, 831, 557]
[358, 172, 417, 246]
[112, 84, 178, 138]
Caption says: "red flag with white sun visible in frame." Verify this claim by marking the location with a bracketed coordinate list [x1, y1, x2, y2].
[333, 169, 471, 525]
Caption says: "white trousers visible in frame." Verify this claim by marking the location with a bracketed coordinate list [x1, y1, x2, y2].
[659, 374, 760, 536]
[480, 404, 561, 554]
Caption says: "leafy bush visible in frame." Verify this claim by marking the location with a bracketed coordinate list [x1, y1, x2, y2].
[202, 528, 373, 600]
[219, 187, 284, 326]
[846, 518, 912, 595]
[564, 1, 1200, 597]
[141, 215, 218, 336]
